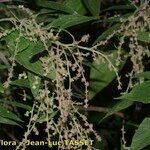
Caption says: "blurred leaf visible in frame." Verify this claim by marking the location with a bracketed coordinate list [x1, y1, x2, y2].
[10, 79, 30, 88]
[49, 15, 98, 29]
[0, 106, 22, 122]
[83, 0, 101, 16]
[64, 0, 86, 15]
[28, 72, 41, 98]
[0, 82, 4, 93]
[117, 81, 150, 103]
[130, 118, 150, 150]
[89, 50, 125, 99]
[0, 116, 20, 126]
[0, 64, 7, 70]
[0, 99, 32, 110]
[134, 71, 150, 80]
[35, 0, 72, 14]
[93, 23, 121, 45]
[137, 32, 150, 43]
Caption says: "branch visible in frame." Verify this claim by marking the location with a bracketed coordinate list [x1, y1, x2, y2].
[77, 105, 125, 118]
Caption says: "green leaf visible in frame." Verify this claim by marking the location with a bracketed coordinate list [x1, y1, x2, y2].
[64, 0, 87, 15]
[130, 118, 150, 150]
[10, 79, 30, 88]
[117, 81, 150, 104]
[93, 23, 121, 45]
[4, 31, 45, 56]
[89, 50, 125, 99]
[28, 72, 41, 98]
[83, 0, 101, 16]
[48, 15, 98, 29]
[4, 31, 55, 80]
[103, 100, 133, 120]
[15, 44, 55, 80]
[0, 99, 32, 111]
[137, 32, 150, 43]
[35, 0, 72, 14]
[0, 106, 23, 122]
[0, 116, 20, 126]
[4, 31, 29, 54]
[0, 82, 4, 93]
[134, 71, 150, 80]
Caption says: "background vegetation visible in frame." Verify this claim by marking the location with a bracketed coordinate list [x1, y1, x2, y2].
[0, 0, 150, 150]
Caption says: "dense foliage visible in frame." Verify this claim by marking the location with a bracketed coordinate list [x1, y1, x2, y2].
[0, 0, 149, 150]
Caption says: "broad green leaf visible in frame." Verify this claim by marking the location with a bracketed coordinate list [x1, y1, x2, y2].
[4, 31, 29, 54]
[0, 82, 4, 93]
[130, 118, 150, 150]
[64, 0, 87, 15]
[134, 71, 150, 80]
[28, 72, 41, 98]
[35, 0, 72, 14]
[4, 31, 55, 79]
[10, 79, 30, 88]
[117, 81, 150, 104]
[137, 32, 150, 43]
[4, 31, 45, 56]
[93, 24, 121, 45]
[0, 116, 20, 126]
[0, 99, 32, 111]
[83, 0, 101, 16]
[0, 106, 22, 122]
[15, 44, 55, 80]
[49, 15, 98, 29]
[89, 50, 125, 99]
[103, 100, 133, 120]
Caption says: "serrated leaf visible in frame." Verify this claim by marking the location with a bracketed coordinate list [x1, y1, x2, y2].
[83, 0, 101, 16]
[28, 72, 41, 98]
[10, 79, 30, 88]
[134, 71, 150, 80]
[137, 32, 150, 43]
[0, 116, 20, 126]
[89, 50, 125, 99]
[130, 118, 150, 150]
[0, 106, 23, 122]
[0, 99, 32, 111]
[117, 81, 150, 103]
[35, 0, 72, 14]
[64, 0, 86, 15]
[49, 15, 98, 29]
[93, 23, 121, 45]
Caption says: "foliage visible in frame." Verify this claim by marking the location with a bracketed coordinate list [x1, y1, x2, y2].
[0, 0, 149, 150]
